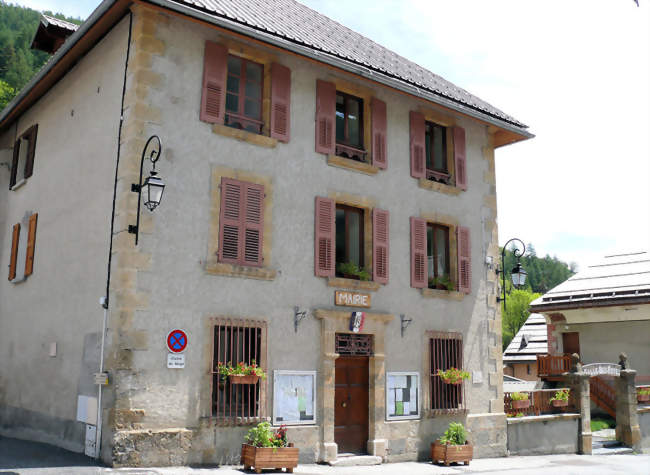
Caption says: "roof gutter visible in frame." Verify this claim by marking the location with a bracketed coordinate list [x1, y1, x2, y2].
[142, 0, 533, 142]
[0, 0, 121, 131]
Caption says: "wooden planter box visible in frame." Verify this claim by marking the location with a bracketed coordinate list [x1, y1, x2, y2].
[638, 393, 649, 403]
[552, 399, 569, 407]
[431, 441, 472, 466]
[241, 444, 298, 474]
[511, 399, 530, 410]
[230, 374, 260, 385]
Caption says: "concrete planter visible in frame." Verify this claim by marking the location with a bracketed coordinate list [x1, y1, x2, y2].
[230, 374, 260, 385]
[431, 440, 472, 466]
[241, 443, 298, 474]
[552, 399, 569, 407]
[511, 399, 530, 410]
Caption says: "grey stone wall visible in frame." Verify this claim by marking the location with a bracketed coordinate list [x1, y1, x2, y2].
[639, 408, 650, 454]
[507, 414, 580, 456]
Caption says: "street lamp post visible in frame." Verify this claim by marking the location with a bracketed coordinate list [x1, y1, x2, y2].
[496, 238, 527, 310]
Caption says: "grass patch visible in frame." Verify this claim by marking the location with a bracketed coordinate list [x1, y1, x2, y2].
[591, 417, 616, 432]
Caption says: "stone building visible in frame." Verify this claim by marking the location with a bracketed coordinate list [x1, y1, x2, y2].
[0, 0, 532, 467]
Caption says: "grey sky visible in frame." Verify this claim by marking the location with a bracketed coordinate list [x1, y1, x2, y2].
[11, 0, 650, 270]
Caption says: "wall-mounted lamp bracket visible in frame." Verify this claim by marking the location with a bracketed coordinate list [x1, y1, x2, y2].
[400, 314, 413, 338]
[294, 306, 308, 333]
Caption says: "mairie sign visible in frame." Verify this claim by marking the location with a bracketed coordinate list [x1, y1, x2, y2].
[334, 290, 371, 308]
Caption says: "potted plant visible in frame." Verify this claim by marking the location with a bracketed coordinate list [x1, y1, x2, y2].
[437, 368, 470, 385]
[241, 422, 299, 474]
[217, 360, 266, 385]
[510, 392, 530, 409]
[336, 262, 371, 281]
[550, 389, 570, 407]
[428, 274, 455, 291]
[431, 422, 472, 466]
[638, 388, 650, 403]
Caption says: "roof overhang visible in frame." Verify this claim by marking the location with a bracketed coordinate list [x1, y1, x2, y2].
[31, 15, 79, 54]
[0, 0, 533, 146]
[534, 302, 650, 325]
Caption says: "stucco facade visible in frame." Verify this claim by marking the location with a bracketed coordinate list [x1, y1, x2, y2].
[0, 2, 531, 467]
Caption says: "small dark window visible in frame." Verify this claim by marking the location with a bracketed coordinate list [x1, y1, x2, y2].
[335, 92, 365, 161]
[427, 223, 450, 289]
[225, 55, 263, 134]
[335, 204, 365, 279]
[527, 364, 531, 375]
[212, 320, 266, 423]
[430, 332, 465, 413]
[10, 125, 37, 189]
[425, 121, 448, 182]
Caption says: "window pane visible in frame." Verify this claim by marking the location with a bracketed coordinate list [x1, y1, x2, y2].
[348, 210, 361, 267]
[433, 125, 446, 171]
[245, 79, 261, 100]
[16, 138, 28, 182]
[226, 75, 239, 94]
[227, 56, 242, 76]
[435, 227, 448, 277]
[347, 98, 361, 147]
[425, 123, 433, 170]
[244, 99, 261, 119]
[246, 61, 262, 83]
[427, 225, 434, 281]
[226, 93, 238, 113]
[335, 208, 345, 268]
[336, 94, 345, 143]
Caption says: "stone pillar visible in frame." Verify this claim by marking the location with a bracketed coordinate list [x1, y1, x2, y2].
[564, 369, 591, 454]
[615, 369, 641, 451]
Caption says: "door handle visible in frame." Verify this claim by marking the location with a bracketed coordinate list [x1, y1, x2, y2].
[342, 402, 347, 408]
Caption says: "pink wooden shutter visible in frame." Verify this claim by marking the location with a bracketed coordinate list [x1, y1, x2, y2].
[242, 183, 264, 267]
[200, 41, 228, 124]
[271, 63, 291, 142]
[315, 80, 336, 155]
[410, 217, 427, 288]
[372, 208, 389, 284]
[410, 111, 425, 178]
[314, 197, 335, 277]
[454, 126, 467, 190]
[371, 98, 387, 169]
[457, 226, 471, 293]
[218, 178, 243, 264]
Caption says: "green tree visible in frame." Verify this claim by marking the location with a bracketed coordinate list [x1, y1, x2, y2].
[0, 78, 15, 109]
[501, 288, 541, 350]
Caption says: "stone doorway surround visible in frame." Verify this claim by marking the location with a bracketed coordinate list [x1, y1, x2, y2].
[314, 309, 394, 462]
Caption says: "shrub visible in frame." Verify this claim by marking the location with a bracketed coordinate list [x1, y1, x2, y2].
[638, 388, 650, 396]
[337, 262, 371, 281]
[439, 422, 467, 446]
[245, 422, 288, 448]
[217, 360, 266, 380]
[510, 392, 529, 401]
[550, 389, 570, 402]
[437, 368, 470, 384]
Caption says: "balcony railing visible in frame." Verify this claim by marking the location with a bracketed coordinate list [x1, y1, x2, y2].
[505, 388, 577, 417]
[537, 354, 572, 377]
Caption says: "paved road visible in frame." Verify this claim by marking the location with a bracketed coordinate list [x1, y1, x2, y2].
[1, 436, 649, 475]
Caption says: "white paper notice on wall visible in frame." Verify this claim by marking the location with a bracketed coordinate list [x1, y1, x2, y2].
[84, 424, 97, 458]
[76, 395, 98, 424]
[167, 353, 185, 369]
[472, 371, 483, 384]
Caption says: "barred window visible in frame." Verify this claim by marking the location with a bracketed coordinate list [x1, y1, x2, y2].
[429, 331, 466, 413]
[211, 319, 267, 424]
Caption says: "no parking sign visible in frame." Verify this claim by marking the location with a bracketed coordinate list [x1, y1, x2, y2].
[167, 329, 187, 368]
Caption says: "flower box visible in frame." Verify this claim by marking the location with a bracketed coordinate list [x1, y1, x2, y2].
[638, 393, 650, 403]
[441, 378, 463, 385]
[241, 443, 299, 474]
[431, 440, 472, 466]
[230, 374, 260, 385]
[511, 399, 530, 410]
[552, 399, 568, 407]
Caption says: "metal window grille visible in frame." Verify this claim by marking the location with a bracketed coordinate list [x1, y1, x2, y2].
[429, 331, 466, 413]
[211, 319, 267, 425]
[335, 333, 373, 356]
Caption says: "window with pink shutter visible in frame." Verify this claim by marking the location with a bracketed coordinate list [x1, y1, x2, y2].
[372, 208, 389, 284]
[410, 217, 427, 288]
[270, 63, 291, 142]
[201, 41, 228, 124]
[409, 111, 425, 178]
[314, 197, 335, 277]
[315, 80, 336, 155]
[457, 226, 471, 293]
[454, 126, 467, 190]
[218, 178, 265, 267]
[371, 98, 387, 169]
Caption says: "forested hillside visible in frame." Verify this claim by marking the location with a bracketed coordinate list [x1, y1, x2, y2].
[0, 1, 83, 109]
[501, 244, 575, 350]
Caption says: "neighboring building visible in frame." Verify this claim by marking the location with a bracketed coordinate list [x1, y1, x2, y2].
[502, 374, 537, 394]
[503, 313, 548, 381]
[530, 252, 650, 378]
[0, 0, 532, 467]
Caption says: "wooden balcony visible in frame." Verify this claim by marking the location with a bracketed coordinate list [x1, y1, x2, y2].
[537, 354, 572, 378]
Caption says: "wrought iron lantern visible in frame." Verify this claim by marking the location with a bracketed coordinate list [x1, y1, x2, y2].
[496, 238, 526, 310]
[128, 135, 164, 244]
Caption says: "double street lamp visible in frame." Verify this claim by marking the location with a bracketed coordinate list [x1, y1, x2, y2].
[496, 238, 527, 310]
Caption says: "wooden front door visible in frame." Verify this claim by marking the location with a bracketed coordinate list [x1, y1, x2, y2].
[563, 332, 580, 356]
[334, 356, 369, 454]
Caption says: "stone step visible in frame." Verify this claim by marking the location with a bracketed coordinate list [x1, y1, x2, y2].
[329, 455, 383, 466]
[592, 446, 634, 455]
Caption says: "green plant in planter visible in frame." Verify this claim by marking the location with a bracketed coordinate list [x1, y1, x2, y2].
[437, 367, 470, 384]
[428, 274, 455, 291]
[510, 392, 529, 401]
[217, 360, 266, 381]
[337, 262, 371, 281]
[550, 389, 570, 402]
[515, 412, 525, 418]
[245, 422, 288, 448]
[439, 422, 467, 446]
[638, 388, 650, 396]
